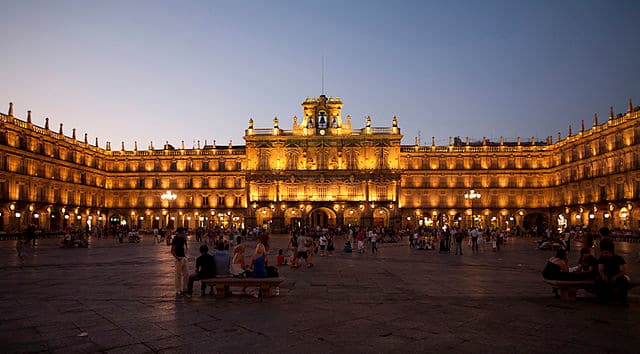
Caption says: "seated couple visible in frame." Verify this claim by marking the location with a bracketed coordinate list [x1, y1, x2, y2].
[543, 239, 631, 304]
[231, 243, 274, 279]
[186, 242, 231, 296]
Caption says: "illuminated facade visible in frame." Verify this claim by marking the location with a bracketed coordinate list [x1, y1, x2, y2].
[1, 96, 639, 232]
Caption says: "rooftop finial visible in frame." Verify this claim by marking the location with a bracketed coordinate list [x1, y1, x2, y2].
[568, 124, 572, 137]
[432, 136, 435, 146]
[392, 115, 398, 127]
[72, 128, 76, 139]
[248, 118, 254, 129]
[84, 133, 88, 144]
[610, 106, 614, 120]
[181, 140, 185, 149]
[149, 141, 153, 150]
[59, 123, 63, 135]
[8, 102, 13, 116]
[106, 141, 111, 150]
[557, 131, 561, 142]
[580, 120, 584, 133]
[95, 137, 99, 147]
[45, 117, 49, 129]
[134, 141, 138, 151]
[228, 139, 232, 149]
[628, 97, 633, 113]
[415, 136, 419, 146]
[197, 140, 201, 149]
[121, 141, 125, 151]
[366, 116, 371, 128]
[517, 136, 521, 145]
[593, 113, 598, 127]
[273, 116, 279, 128]
[500, 136, 504, 145]
[27, 110, 32, 123]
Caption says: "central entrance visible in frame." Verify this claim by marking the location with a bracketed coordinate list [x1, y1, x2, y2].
[309, 207, 336, 227]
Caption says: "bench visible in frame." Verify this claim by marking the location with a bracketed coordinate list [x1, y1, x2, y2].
[543, 278, 638, 301]
[201, 277, 285, 299]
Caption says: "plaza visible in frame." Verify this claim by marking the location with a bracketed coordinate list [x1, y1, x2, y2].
[1, 235, 639, 353]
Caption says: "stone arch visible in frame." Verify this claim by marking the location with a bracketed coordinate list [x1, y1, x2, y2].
[373, 207, 390, 227]
[308, 207, 336, 227]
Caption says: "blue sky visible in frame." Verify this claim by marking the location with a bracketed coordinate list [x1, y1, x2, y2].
[1, 0, 639, 148]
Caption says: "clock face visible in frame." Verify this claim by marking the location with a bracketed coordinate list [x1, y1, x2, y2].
[319, 129, 326, 135]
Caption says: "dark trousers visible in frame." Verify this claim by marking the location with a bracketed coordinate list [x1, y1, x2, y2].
[596, 276, 630, 303]
[471, 237, 478, 252]
[188, 273, 213, 293]
[455, 241, 463, 255]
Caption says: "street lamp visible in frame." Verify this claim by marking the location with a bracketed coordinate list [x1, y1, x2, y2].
[161, 190, 177, 229]
[464, 189, 481, 228]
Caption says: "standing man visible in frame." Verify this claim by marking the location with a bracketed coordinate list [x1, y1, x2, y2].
[171, 227, 189, 296]
[454, 228, 464, 255]
[371, 230, 378, 255]
[470, 227, 479, 253]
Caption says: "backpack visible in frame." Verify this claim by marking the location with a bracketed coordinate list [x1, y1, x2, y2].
[266, 265, 279, 278]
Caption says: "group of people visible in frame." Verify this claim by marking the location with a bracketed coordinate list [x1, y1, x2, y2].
[170, 228, 276, 297]
[542, 237, 631, 305]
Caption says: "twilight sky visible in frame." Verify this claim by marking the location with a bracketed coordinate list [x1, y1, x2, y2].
[1, 0, 639, 148]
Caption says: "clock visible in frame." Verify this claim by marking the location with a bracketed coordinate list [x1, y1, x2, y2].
[319, 129, 326, 135]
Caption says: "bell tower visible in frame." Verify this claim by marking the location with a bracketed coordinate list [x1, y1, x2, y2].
[300, 95, 344, 135]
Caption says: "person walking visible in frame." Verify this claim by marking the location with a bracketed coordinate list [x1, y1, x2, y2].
[171, 228, 189, 296]
[470, 227, 479, 253]
[454, 228, 464, 255]
[371, 231, 378, 255]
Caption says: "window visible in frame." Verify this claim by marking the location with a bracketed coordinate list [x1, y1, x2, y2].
[203, 161, 209, 171]
[616, 184, 625, 200]
[599, 186, 607, 202]
[235, 161, 242, 170]
[234, 196, 242, 207]
[218, 161, 225, 170]
[202, 196, 209, 207]
[217, 196, 225, 206]
[170, 161, 177, 171]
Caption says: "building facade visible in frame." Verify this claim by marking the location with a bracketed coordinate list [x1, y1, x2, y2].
[1, 95, 639, 233]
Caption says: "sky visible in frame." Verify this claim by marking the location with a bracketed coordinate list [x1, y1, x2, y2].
[1, 0, 639, 148]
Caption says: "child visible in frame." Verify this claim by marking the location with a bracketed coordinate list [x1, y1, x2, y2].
[276, 248, 286, 266]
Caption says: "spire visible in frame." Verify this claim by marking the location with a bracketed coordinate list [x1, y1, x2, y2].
[500, 136, 504, 145]
[580, 120, 584, 133]
[197, 140, 201, 149]
[134, 141, 138, 151]
[414, 136, 419, 146]
[273, 116, 279, 128]
[557, 132, 561, 142]
[593, 113, 598, 127]
[609, 106, 614, 120]
[59, 123, 63, 135]
[449, 136, 453, 146]
[95, 137, 99, 147]
[72, 128, 76, 139]
[45, 117, 49, 130]
[432, 136, 435, 146]
[228, 139, 233, 149]
[628, 98, 633, 113]
[106, 141, 111, 151]
[149, 141, 154, 150]
[121, 141, 125, 151]
[8, 102, 13, 116]
[366, 116, 371, 128]
[293, 115, 298, 126]
[248, 118, 254, 129]
[465, 136, 469, 145]
[181, 140, 185, 149]
[27, 110, 32, 123]
[568, 124, 572, 137]
[531, 136, 535, 145]
[517, 136, 521, 145]
[84, 133, 88, 144]
[392, 115, 398, 127]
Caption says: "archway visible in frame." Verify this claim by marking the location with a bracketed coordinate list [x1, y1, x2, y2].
[523, 212, 548, 236]
[256, 207, 273, 229]
[284, 208, 303, 229]
[309, 207, 336, 227]
[343, 207, 360, 226]
[373, 207, 389, 227]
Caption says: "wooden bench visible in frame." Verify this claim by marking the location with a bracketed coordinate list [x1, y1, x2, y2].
[543, 278, 638, 301]
[201, 277, 285, 299]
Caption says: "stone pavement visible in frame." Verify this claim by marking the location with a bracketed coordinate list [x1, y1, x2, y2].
[1, 234, 640, 354]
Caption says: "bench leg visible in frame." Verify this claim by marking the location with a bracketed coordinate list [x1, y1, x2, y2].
[215, 284, 226, 299]
[559, 288, 577, 301]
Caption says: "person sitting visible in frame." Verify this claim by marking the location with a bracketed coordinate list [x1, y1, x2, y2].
[596, 238, 631, 305]
[186, 245, 216, 296]
[573, 247, 598, 279]
[213, 241, 231, 277]
[230, 244, 247, 277]
[543, 249, 590, 281]
[250, 243, 268, 278]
